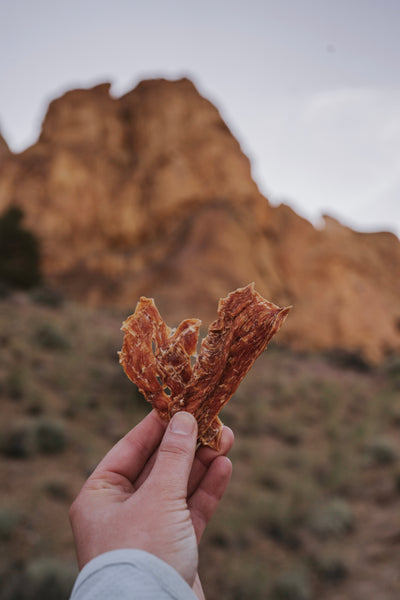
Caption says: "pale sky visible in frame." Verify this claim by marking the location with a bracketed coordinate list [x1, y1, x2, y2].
[1, 0, 399, 237]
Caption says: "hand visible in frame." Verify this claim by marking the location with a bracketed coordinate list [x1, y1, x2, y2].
[69, 410, 234, 599]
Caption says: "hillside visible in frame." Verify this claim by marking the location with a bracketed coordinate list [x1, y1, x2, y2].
[0, 78, 399, 362]
[0, 292, 399, 599]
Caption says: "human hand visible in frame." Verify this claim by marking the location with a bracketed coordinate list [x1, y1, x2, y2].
[69, 410, 233, 598]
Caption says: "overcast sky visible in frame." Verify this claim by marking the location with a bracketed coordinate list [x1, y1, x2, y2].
[1, 0, 399, 237]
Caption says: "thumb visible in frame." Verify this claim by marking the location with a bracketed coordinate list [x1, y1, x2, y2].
[148, 412, 198, 499]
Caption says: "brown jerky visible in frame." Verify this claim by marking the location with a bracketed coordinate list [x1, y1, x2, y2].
[119, 283, 290, 450]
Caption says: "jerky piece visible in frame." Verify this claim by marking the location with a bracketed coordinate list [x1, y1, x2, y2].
[119, 297, 200, 419]
[119, 283, 290, 449]
[169, 284, 290, 447]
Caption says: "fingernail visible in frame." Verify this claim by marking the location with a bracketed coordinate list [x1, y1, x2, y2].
[170, 412, 195, 435]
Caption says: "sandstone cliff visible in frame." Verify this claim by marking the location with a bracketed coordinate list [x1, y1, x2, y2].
[0, 78, 399, 362]
[0, 131, 11, 162]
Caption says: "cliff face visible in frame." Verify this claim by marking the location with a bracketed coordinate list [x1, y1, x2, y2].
[0, 131, 11, 162]
[0, 78, 399, 362]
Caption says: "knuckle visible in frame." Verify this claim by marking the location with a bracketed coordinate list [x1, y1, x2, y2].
[159, 441, 188, 459]
[68, 494, 83, 523]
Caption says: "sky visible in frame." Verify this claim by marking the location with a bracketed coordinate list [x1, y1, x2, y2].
[0, 0, 399, 237]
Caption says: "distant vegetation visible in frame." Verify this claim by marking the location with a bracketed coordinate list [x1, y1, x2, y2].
[0, 292, 399, 599]
[0, 205, 41, 292]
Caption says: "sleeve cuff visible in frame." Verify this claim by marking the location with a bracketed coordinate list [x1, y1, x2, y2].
[70, 548, 198, 600]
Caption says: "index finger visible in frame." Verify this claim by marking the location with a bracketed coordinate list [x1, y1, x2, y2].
[91, 410, 167, 483]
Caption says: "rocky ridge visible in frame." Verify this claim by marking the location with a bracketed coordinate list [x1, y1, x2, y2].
[0, 78, 399, 362]
[0, 131, 11, 161]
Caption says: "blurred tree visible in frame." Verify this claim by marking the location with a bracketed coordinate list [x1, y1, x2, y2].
[0, 205, 42, 289]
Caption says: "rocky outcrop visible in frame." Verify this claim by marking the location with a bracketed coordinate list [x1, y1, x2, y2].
[0, 130, 11, 162]
[0, 78, 399, 362]
[267, 207, 400, 362]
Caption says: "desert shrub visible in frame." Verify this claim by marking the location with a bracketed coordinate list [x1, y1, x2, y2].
[0, 205, 41, 289]
[307, 498, 354, 539]
[270, 568, 311, 600]
[229, 567, 269, 600]
[0, 423, 36, 458]
[382, 353, 400, 382]
[0, 419, 68, 457]
[394, 472, 400, 494]
[30, 286, 64, 308]
[255, 468, 282, 491]
[259, 498, 302, 548]
[211, 555, 270, 600]
[35, 419, 68, 454]
[324, 348, 372, 372]
[0, 506, 20, 540]
[380, 355, 400, 394]
[33, 323, 70, 351]
[365, 436, 398, 465]
[5, 368, 26, 400]
[321, 456, 356, 496]
[389, 404, 400, 427]
[24, 393, 46, 416]
[205, 502, 255, 550]
[268, 418, 304, 445]
[0, 559, 78, 600]
[42, 479, 70, 501]
[311, 552, 349, 583]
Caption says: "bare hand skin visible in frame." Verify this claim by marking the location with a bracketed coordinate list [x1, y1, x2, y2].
[69, 410, 234, 599]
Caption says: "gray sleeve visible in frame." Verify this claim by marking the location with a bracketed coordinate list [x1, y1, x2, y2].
[70, 549, 198, 600]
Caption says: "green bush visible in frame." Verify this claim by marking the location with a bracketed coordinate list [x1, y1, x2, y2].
[382, 354, 400, 385]
[312, 553, 349, 583]
[0, 205, 41, 289]
[324, 348, 371, 372]
[30, 286, 64, 308]
[0, 423, 36, 458]
[33, 323, 70, 351]
[395, 472, 400, 494]
[270, 568, 311, 600]
[0, 559, 78, 600]
[42, 479, 70, 501]
[259, 498, 302, 548]
[0, 506, 20, 540]
[0, 419, 68, 458]
[5, 368, 26, 400]
[213, 556, 270, 600]
[35, 419, 68, 454]
[26, 559, 77, 600]
[365, 437, 398, 465]
[307, 498, 354, 539]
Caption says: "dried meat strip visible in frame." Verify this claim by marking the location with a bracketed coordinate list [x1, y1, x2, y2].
[119, 297, 201, 419]
[119, 283, 290, 450]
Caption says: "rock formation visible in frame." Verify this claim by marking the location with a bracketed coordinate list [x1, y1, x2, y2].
[0, 78, 399, 362]
[0, 130, 11, 162]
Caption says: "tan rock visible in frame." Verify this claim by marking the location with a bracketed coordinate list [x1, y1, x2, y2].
[0, 130, 11, 162]
[0, 78, 399, 363]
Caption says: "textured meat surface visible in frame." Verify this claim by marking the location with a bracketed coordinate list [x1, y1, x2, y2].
[119, 283, 290, 449]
